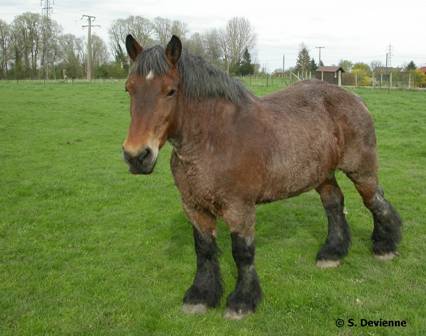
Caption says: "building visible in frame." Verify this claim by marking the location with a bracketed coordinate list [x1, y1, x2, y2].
[418, 67, 426, 75]
[316, 66, 344, 86]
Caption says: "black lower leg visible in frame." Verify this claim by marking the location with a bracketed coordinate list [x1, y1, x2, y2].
[368, 188, 402, 255]
[183, 227, 223, 307]
[226, 233, 262, 313]
[317, 203, 351, 261]
[316, 180, 351, 262]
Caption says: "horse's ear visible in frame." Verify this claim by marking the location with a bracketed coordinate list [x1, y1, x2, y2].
[165, 35, 182, 66]
[126, 34, 143, 61]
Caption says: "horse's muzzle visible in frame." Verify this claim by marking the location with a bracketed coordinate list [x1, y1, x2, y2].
[123, 147, 156, 175]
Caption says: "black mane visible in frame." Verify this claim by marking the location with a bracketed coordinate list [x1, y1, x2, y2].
[129, 45, 253, 105]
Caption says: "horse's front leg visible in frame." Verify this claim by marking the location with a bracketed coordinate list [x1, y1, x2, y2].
[223, 204, 262, 320]
[182, 204, 223, 314]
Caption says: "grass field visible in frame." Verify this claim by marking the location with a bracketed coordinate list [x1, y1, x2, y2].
[1, 80, 425, 335]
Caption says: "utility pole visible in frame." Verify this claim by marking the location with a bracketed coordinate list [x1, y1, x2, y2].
[282, 54, 285, 75]
[41, 0, 54, 80]
[41, 0, 53, 18]
[82, 15, 100, 81]
[386, 44, 393, 89]
[386, 44, 393, 67]
[315, 46, 325, 65]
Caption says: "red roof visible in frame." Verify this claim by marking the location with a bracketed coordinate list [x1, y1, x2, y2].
[419, 67, 426, 74]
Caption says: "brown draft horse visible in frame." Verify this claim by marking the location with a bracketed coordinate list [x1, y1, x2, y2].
[122, 35, 402, 320]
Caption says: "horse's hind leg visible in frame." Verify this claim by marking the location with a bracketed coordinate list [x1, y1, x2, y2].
[346, 171, 402, 259]
[182, 205, 223, 314]
[315, 175, 351, 268]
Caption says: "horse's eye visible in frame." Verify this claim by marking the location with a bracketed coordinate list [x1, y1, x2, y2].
[167, 89, 176, 97]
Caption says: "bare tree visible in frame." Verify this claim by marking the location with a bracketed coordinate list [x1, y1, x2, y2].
[170, 20, 188, 39]
[12, 12, 43, 78]
[109, 16, 154, 67]
[203, 29, 223, 68]
[152, 17, 171, 45]
[220, 17, 256, 73]
[59, 33, 85, 78]
[370, 60, 383, 72]
[91, 34, 109, 68]
[185, 32, 204, 57]
[109, 18, 127, 65]
[153, 17, 187, 45]
[125, 16, 154, 46]
[0, 19, 11, 78]
[40, 17, 62, 79]
[218, 29, 230, 72]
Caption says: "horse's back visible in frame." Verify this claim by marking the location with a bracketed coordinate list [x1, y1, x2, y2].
[260, 79, 376, 154]
[251, 80, 377, 201]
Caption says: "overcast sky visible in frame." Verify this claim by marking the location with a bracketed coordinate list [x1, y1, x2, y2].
[1, 0, 426, 71]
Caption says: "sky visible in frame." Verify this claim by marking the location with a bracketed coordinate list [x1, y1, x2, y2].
[1, 0, 426, 72]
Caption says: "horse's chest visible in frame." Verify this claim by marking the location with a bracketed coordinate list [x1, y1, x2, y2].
[171, 154, 219, 212]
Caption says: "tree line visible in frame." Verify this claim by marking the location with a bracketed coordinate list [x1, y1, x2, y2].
[0, 13, 256, 80]
[280, 44, 426, 87]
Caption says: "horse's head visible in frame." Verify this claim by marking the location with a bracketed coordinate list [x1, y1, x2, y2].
[122, 35, 182, 174]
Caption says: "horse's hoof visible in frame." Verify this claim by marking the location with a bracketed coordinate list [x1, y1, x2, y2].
[374, 252, 399, 261]
[182, 303, 208, 314]
[224, 308, 252, 320]
[316, 259, 341, 269]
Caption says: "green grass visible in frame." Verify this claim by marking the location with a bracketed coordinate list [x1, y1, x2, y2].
[1, 81, 425, 335]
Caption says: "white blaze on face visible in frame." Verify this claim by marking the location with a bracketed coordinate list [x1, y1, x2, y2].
[146, 70, 154, 81]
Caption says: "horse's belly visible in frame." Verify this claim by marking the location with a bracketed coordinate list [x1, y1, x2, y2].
[257, 141, 339, 203]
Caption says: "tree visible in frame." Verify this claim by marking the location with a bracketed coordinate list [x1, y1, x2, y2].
[352, 63, 371, 75]
[203, 29, 223, 68]
[0, 19, 11, 78]
[309, 59, 318, 72]
[91, 34, 109, 71]
[295, 43, 311, 75]
[40, 18, 62, 79]
[338, 59, 353, 72]
[352, 63, 372, 86]
[109, 18, 127, 65]
[109, 16, 155, 68]
[185, 30, 224, 70]
[126, 16, 154, 46]
[405, 61, 416, 71]
[58, 34, 84, 79]
[152, 17, 171, 45]
[220, 17, 255, 73]
[152, 17, 187, 45]
[170, 20, 188, 39]
[12, 12, 43, 78]
[414, 69, 426, 87]
[370, 60, 383, 72]
[237, 48, 254, 75]
[186, 32, 205, 57]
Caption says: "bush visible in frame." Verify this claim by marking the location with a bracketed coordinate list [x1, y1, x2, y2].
[414, 70, 426, 88]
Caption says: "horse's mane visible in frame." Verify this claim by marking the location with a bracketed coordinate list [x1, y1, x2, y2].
[129, 45, 253, 106]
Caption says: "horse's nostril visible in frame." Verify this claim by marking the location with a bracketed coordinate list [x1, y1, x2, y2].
[137, 147, 152, 163]
[123, 150, 132, 162]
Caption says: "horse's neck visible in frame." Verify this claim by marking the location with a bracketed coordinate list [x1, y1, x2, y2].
[168, 96, 238, 158]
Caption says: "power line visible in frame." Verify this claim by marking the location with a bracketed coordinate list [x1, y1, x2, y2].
[82, 15, 100, 81]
